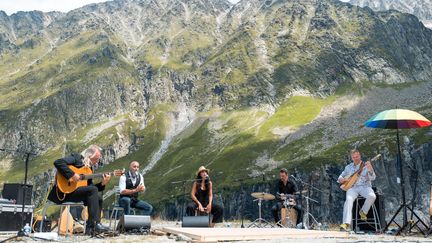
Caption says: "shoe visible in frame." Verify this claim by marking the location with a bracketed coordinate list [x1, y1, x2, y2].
[359, 210, 367, 220]
[94, 223, 110, 233]
[85, 222, 110, 235]
[85, 224, 94, 235]
[339, 223, 350, 231]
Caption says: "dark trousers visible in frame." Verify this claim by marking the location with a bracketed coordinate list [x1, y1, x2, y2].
[271, 201, 302, 225]
[186, 202, 223, 223]
[48, 185, 102, 225]
[119, 197, 153, 215]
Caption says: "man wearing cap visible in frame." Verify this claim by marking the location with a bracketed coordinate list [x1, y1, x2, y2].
[186, 166, 223, 227]
[271, 168, 303, 227]
[118, 161, 153, 215]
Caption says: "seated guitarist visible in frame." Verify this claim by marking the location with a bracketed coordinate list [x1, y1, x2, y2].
[338, 149, 376, 231]
[48, 144, 111, 234]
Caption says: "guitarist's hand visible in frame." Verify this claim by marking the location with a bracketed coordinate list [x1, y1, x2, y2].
[71, 173, 81, 183]
[101, 173, 111, 186]
[136, 184, 145, 192]
[365, 161, 373, 172]
[339, 178, 348, 184]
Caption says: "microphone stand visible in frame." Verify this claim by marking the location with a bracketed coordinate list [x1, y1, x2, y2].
[171, 178, 197, 221]
[233, 177, 249, 228]
[292, 175, 321, 230]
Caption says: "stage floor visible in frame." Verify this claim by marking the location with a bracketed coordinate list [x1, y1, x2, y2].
[162, 227, 350, 242]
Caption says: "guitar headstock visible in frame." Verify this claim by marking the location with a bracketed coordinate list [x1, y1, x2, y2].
[113, 169, 125, 176]
[371, 154, 381, 162]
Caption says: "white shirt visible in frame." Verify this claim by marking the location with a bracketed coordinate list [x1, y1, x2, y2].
[119, 171, 145, 193]
[338, 162, 376, 187]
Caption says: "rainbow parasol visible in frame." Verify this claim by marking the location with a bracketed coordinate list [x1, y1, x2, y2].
[365, 109, 431, 234]
[365, 109, 431, 129]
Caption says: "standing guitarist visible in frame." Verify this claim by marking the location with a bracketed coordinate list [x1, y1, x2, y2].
[48, 144, 111, 234]
[338, 149, 376, 231]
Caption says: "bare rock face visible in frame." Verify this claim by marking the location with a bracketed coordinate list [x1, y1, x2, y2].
[1, 0, 432, 152]
[349, 0, 432, 28]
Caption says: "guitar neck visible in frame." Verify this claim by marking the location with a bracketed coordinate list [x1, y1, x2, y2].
[355, 154, 381, 175]
[82, 172, 114, 180]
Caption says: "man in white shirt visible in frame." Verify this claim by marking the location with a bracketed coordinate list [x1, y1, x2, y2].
[118, 161, 153, 215]
[338, 149, 376, 231]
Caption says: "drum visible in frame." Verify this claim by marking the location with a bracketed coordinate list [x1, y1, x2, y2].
[287, 198, 296, 206]
[281, 207, 297, 228]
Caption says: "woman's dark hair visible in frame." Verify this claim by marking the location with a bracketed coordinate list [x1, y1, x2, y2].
[195, 174, 210, 189]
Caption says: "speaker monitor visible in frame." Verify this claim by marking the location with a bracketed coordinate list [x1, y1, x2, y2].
[182, 216, 210, 227]
[2, 183, 33, 205]
[118, 215, 151, 232]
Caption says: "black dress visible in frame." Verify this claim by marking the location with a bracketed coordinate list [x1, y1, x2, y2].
[186, 183, 223, 223]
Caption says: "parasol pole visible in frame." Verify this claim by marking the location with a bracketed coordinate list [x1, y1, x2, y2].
[396, 128, 407, 227]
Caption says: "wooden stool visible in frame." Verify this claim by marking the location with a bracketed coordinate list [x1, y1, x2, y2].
[39, 201, 86, 236]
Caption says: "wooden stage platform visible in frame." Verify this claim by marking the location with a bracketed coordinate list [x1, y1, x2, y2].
[162, 227, 350, 242]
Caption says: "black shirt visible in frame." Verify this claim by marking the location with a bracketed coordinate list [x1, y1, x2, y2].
[48, 153, 105, 203]
[195, 186, 210, 206]
[275, 179, 298, 201]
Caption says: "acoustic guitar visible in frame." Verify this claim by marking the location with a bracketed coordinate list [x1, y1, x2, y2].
[340, 154, 381, 191]
[56, 165, 124, 194]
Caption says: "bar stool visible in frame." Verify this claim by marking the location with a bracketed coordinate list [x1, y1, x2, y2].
[39, 201, 86, 236]
[353, 196, 382, 233]
[108, 186, 137, 230]
[109, 206, 124, 230]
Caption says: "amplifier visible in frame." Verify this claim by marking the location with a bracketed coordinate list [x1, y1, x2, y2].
[182, 216, 210, 227]
[118, 215, 151, 232]
[2, 183, 33, 205]
[0, 204, 34, 232]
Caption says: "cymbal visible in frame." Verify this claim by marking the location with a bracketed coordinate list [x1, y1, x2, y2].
[294, 190, 308, 195]
[251, 192, 275, 200]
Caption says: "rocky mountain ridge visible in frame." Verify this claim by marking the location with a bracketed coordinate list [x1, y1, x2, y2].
[349, 0, 432, 28]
